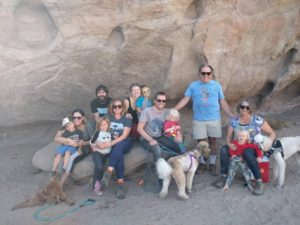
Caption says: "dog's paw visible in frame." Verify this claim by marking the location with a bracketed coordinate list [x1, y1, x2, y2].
[159, 192, 167, 199]
[178, 193, 190, 200]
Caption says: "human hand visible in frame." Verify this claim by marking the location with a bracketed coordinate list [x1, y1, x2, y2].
[257, 157, 262, 163]
[174, 134, 183, 143]
[149, 139, 157, 146]
[126, 113, 133, 119]
[229, 143, 236, 150]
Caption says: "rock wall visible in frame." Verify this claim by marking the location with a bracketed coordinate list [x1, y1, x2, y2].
[0, 0, 299, 126]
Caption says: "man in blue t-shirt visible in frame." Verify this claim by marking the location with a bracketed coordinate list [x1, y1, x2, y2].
[175, 64, 234, 176]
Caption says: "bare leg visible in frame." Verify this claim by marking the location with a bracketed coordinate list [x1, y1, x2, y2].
[63, 151, 71, 170]
[52, 154, 62, 171]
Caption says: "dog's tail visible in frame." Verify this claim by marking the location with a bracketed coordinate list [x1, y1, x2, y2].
[156, 158, 172, 179]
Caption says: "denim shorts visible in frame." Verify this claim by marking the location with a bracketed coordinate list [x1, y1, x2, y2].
[56, 145, 77, 155]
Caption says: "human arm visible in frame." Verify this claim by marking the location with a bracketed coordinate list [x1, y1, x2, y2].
[174, 96, 191, 110]
[54, 130, 78, 147]
[226, 125, 236, 150]
[137, 121, 158, 146]
[261, 120, 276, 148]
[111, 126, 131, 146]
[220, 99, 235, 118]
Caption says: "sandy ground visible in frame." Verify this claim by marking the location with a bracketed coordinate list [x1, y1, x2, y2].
[1, 107, 300, 225]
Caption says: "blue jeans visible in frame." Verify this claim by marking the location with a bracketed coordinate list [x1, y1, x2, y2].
[220, 145, 261, 179]
[140, 136, 181, 162]
[108, 138, 132, 179]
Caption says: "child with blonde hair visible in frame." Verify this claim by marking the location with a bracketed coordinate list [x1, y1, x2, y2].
[163, 109, 186, 153]
[90, 116, 112, 195]
[223, 129, 262, 192]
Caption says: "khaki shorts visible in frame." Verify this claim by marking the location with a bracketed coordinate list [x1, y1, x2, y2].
[192, 119, 222, 139]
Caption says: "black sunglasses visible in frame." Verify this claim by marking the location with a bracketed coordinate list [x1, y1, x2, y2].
[240, 105, 250, 110]
[201, 72, 212, 76]
[113, 104, 123, 109]
[156, 99, 166, 103]
[72, 116, 82, 120]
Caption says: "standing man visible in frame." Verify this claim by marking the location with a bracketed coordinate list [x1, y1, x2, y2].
[90, 85, 112, 122]
[175, 64, 234, 176]
[137, 91, 181, 162]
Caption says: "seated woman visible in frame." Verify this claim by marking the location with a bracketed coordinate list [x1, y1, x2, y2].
[101, 98, 133, 199]
[219, 99, 275, 195]
[55, 109, 95, 188]
[124, 83, 141, 139]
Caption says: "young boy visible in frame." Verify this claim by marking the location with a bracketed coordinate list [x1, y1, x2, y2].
[51, 117, 83, 179]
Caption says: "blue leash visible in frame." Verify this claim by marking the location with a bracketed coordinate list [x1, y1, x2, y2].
[33, 199, 96, 222]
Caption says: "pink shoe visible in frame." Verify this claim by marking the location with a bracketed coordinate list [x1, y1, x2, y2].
[93, 181, 103, 195]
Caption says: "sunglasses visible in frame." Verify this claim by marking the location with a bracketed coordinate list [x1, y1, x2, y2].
[113, 104, 123, 109]
[156, 99, 166, 103]
[240, 105, 250, 110]
[201, 72, 212, 76]
[72, 116, 82, 120]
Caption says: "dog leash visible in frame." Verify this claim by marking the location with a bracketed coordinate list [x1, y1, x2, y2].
[33, 198, 96, 222]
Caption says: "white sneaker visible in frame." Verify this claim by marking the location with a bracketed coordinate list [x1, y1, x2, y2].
[93, 181, 103, 195]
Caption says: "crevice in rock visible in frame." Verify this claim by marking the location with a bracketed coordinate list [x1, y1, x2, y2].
[252, 80, 275, 108]
[107, 26, 125, 48]
[278, 48, 298, 78]
[184, 0, 205, 20]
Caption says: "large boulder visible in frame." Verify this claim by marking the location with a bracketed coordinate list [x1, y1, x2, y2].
[0, 0, 299, 127]
[32, 142, 148, 181]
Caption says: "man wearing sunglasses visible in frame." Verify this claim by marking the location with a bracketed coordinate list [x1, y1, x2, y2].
[90, 84, 112, 122]
[138, 91, 182, 163]
[175, 64, 234, 176]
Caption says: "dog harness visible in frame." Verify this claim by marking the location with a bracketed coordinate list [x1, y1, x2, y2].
[188, 153, 199, 170]
[264, 139, 284, 158]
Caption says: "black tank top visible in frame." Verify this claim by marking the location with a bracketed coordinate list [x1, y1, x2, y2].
[127, 97, 138, 124]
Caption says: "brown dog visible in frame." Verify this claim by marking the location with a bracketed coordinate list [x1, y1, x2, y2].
[11, 181, 75, 210]
[156, 141, 210, 200]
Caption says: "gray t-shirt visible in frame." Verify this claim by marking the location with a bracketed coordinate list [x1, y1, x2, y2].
[139, 106, 169, 138]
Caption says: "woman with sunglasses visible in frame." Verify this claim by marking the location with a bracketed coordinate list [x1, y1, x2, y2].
[175, 64, 234, 176]
[55, 109, 96, 188]
[218, 99, 276, 195]
[100, 98, 133, 199]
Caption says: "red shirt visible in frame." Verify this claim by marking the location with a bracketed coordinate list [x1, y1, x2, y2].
[229, 140, 263, 158]
[163, 120, 181, 137]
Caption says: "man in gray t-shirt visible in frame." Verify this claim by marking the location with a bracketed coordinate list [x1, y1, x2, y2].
[138, 91, 181, 162]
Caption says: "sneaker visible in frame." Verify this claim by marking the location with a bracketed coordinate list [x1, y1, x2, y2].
[253, 181, 264, 196]
[101, 171, 112, 190]
[209, 164, 218, 176]
[93, 181, 103, 195]
[116, 183, 128, 199]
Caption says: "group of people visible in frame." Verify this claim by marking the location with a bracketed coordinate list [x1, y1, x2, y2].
[50, 63, 276, 199]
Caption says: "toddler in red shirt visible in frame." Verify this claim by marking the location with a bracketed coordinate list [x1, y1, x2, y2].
[163, 109, 186, 153]
[223, 130, 262, 192]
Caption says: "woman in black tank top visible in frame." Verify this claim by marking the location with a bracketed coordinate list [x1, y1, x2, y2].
[124, 83, 141, 138]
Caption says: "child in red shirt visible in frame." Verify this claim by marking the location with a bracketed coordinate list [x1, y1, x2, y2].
[163, 109, 186, 153]
[223, 130, 262, 192]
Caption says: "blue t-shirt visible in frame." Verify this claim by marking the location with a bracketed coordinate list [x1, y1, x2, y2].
[184, 80, 224, 121]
